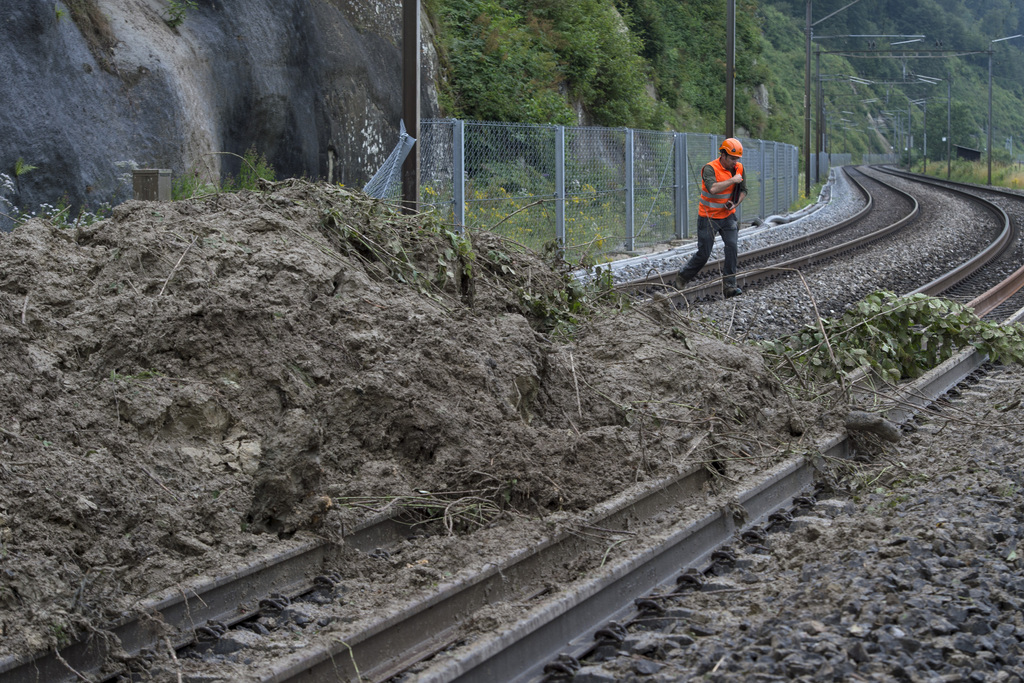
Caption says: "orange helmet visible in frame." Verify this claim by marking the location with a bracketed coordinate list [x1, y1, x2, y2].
[719, 137, 743, 158]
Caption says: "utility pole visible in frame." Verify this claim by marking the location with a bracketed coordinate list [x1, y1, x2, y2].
[987, 35, 1024, 184]
[726, 0, 735, 137]
[402, 0, 421, 213]
[815, 49, 821, 184]
[988, 47, 993, 184]
[803, 1, 811, 198]
[947, 76, 951, 179]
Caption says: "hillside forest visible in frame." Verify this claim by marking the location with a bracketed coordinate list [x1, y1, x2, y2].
[426, 0, 1024, 164]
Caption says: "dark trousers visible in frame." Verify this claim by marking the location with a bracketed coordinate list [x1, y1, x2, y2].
[678, 214, 739, 285]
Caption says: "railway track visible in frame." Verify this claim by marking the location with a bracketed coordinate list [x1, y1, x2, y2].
[876, 167, 1024, 320]
[5, 169, 1024, 683]
[617, 165, 1013, 309]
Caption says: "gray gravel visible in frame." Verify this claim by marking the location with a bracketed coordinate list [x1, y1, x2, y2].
[566, 363, 1024, 682]
[668, 168, 1000, 341]
[556, 168, 1024, 682]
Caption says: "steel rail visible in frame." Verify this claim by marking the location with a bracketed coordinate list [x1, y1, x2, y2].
[873, 167, 1024, 317]
[257, 463, 719, 682]
[407, 321, 1017, 682]
[968, 261, 1024, 318]
[617, 167, 920, 303]
[870, 168, 1015, 300]
[0, 513, 414, 683]
[687, 167, 920, 301]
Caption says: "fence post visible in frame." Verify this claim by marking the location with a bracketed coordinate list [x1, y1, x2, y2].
[759, 139, 766, 220]
[625, 128, 635, 252]
[555, 125, 565, 248]
[773, 142, 778, 215]
[682, 134, 691, 238]
[453, 119, 465, 232]
[674, 133, 683, 240]
[794, 146, 799, 205]
[790, 146, 795, 207]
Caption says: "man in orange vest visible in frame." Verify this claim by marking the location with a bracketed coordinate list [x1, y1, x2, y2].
[675, 137, 747, 298]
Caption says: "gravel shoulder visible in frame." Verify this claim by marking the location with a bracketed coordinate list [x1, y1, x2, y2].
[571, 363, 1024, 682]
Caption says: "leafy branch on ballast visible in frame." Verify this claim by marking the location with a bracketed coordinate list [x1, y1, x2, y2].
[761, 290, 1024, 384]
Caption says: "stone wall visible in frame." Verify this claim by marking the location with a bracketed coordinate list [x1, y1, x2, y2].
[0, 0, 439, 223]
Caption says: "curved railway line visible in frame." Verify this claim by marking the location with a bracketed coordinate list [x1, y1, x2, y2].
[3, 168, 1024, 683]
[618, 166, 1016, 315]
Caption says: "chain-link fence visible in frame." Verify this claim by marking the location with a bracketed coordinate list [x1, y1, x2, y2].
[861, 153, 900, 165]
[811, 152, 853, 181]
[414, 119, 799, 260]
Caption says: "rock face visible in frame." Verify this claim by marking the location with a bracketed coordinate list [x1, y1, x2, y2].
[0, 0, 439, 225]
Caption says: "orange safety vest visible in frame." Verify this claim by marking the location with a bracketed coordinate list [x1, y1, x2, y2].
[698, 157, 743, 219]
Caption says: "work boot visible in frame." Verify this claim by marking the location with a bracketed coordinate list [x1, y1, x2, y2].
[723, 279, 742, 298]
[675, 271, 693, 290]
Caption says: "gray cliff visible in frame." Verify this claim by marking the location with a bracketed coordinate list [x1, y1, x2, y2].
[0, 0, 439, 227]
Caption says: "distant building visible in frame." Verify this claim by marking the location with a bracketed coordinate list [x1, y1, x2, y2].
[955, 145, 981, 162]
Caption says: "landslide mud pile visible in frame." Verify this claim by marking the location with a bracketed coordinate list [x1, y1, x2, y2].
[0, 181, 836, 659]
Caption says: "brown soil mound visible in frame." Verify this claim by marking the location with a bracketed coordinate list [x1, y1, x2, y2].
[0, 180, 835, 658]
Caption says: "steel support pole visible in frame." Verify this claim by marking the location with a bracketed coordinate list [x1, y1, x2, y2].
[987, 49, 993, 185]
[759, 140, 766, 219]
[803, 1, 812, 198]
[674, 133, 684, 240]
[401, 0, 420, 214]
[555, 126, 565, 248]
[773, 142, 779, 215]
[814, 49, 821, 185]
[947, 78, 952, 180]
[682, 134, 691, 238]
[726, 0, 736, 137]
[922, 99, 927, 174]
[908, 99, 912, 169]
[625, 129, 635, 252]
[453, 119, 465, 231]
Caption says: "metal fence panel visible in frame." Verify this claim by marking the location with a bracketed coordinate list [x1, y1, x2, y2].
[463, 121, 557, 250]
[414, 119, 800, 259]
[564, 126, 628, 255]
[682, 133, 717, 239]
[765, 141, 777, 218]
[632, 129, 676, 249]
[736, 136, 760, 224]
[418, 119, 455, 224]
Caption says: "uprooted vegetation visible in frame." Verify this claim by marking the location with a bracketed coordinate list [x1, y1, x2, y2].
[0, 180, 838, 658]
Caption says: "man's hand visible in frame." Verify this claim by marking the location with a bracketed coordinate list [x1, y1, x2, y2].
[731, 173, 743, 185]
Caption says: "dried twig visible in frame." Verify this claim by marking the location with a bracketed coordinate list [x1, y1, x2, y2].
[53, 648, 91, 682]
[138, 464, 182, 503]
[164, 637, 183, 683]
[0, 426, 28, 442]
[599, 538, 628, 568]
[486, 199, 551, 232]
[158, 235, 199, 296]
[333, 639, 364, 682]
[569, 351, 582, 418]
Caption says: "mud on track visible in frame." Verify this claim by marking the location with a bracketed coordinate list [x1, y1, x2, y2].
[0, 180, 837, 662]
